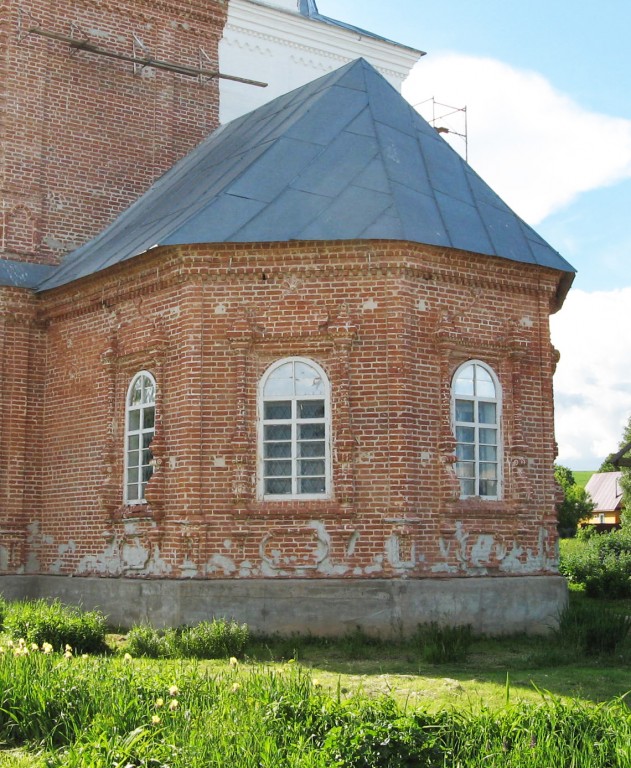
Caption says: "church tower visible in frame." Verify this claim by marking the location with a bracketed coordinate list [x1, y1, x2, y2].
[1, 0, 228, 267]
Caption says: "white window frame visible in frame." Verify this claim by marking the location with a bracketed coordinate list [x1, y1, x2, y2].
[258, 357, 332, 501]
[451, 360, 502, 500]
[124, 370, 156, 505]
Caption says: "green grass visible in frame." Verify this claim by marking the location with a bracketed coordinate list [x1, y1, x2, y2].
[573, 470, 596, 488]
[2, 594, 631, 766]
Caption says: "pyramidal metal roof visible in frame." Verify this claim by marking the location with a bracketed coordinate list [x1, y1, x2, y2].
[38, 58, 574, 292]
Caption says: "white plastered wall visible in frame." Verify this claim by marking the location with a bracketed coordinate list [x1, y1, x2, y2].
[219, 0, 422, 123]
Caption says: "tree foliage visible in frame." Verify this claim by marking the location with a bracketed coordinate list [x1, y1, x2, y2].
[600, 414, 631, 525]
[554, 464, 594, 537]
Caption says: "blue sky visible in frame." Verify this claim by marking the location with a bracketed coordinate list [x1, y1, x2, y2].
[317, 1, 631, 470]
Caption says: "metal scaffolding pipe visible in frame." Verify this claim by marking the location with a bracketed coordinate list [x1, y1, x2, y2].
[28, 27, 268, 88]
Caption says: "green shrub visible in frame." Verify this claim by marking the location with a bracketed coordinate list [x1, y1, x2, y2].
[126, 618, 249, 659]
[560, 529, 631, 598]
[3, 599, 108, 654]
[177, 619, 249, 659]
[416, 622, 473, 663]
[556, 600, 631, 654]
[125, 624, 177, 658]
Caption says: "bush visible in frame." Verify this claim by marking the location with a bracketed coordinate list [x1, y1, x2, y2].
[177, 619, 249, 659]
[556, 600, 631, 654]
[125, 624, 177, 658]
[126, 618, 249, 659]
[416, 622, 473, 663]
[560, 529, 631, 598]
[0, 594, 6, 630]
[3, 598, 108, 654]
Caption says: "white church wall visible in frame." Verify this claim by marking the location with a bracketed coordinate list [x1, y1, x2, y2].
[219, 0, 422, 123]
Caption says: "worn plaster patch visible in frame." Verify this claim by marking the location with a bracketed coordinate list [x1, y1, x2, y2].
[260, 522, 330, 570]
[206, 554, 237, 576]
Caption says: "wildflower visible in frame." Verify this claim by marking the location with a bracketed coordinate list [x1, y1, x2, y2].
[65, 644, 72, 652]
[155, 698, 165, 708]
[31, 643, 39, 651]
[151, 715, 161, 725]
[42, 642, 53, 654]
[168, 684, 179, 697]
[82, 653, 89, 659]
[229, 656, 238, 667]
[312, 679, 322, 688]
[168, 699, 179, 711]
[64, 649, 73, 659]
[123, 652, 132, 662]
[231, 682, 241, 693]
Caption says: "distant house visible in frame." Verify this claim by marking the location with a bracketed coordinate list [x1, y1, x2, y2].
[584, 473, 624, 530]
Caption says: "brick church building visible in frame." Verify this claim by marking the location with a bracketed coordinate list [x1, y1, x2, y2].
[0, 0, 573, 634]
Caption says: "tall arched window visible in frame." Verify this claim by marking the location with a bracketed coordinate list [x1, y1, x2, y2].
[258, 358, 331, 499]
[124, 371, 156, 504]
[452, 361, 501, 499]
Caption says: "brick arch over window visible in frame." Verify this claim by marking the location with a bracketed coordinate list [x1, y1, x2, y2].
[451, 360, 502, 500]
[124, 370, 156, 504]
[258, 357, 332, 500]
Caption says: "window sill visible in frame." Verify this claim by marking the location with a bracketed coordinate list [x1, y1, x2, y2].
[112, 503, 159, 522]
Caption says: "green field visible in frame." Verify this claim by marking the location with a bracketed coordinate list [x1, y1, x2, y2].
[573, 470, 596, 488]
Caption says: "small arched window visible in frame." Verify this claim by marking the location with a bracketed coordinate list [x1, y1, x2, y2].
[452, 361, 501, 499]
[124, 371, 156, 504]
[258, 357, 331, 499]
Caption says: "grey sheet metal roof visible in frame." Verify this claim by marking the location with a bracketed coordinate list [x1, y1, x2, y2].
[38, 58, 574, 292]
[0, 258, 57, 288]
[297, 0, 422, 54]
[585, 472, 623, 512]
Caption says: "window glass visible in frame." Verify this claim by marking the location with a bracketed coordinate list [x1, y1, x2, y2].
[125, 371, 156, 504]
[260, 358, 331, 499]
[452, 362, 501, 499]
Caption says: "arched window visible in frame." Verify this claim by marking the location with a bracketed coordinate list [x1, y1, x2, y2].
[452, 361, 501, 499]
[258, 358, 331, 499]
[124, 371, 156, 504]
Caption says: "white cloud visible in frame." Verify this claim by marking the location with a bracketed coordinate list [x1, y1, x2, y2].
[550, 288, 631, 469]
[402, 53, 631, 224]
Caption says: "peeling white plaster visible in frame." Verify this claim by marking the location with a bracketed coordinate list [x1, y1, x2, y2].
[417, 299, 428, 311]
[346, 530, 359, 557]
[223, 539, 232, 550]
[419, 451, 431, 462]
[362, 298, 378, 310]
[207, 554, 237, 575]
[180, 558, 199, 578]
[169, 456, 177, 470]
[215, 303, 227, 314]
[364, 555, 384, 575]
[470, 535, 494, 567]
[213, 456, 227, 468]
[520, 316, 534, 328]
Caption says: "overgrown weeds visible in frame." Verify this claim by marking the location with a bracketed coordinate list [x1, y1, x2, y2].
[0, 641, 630, 767]
[126, 618, 249, 659]
[2, 598, 107, 654]
[416, 622, 473, 663]
[556, 599, 631, 654]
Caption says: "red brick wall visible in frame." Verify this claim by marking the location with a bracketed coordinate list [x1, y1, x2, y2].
[0, 0, 226, 264]
[5, 240, 562, 580]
